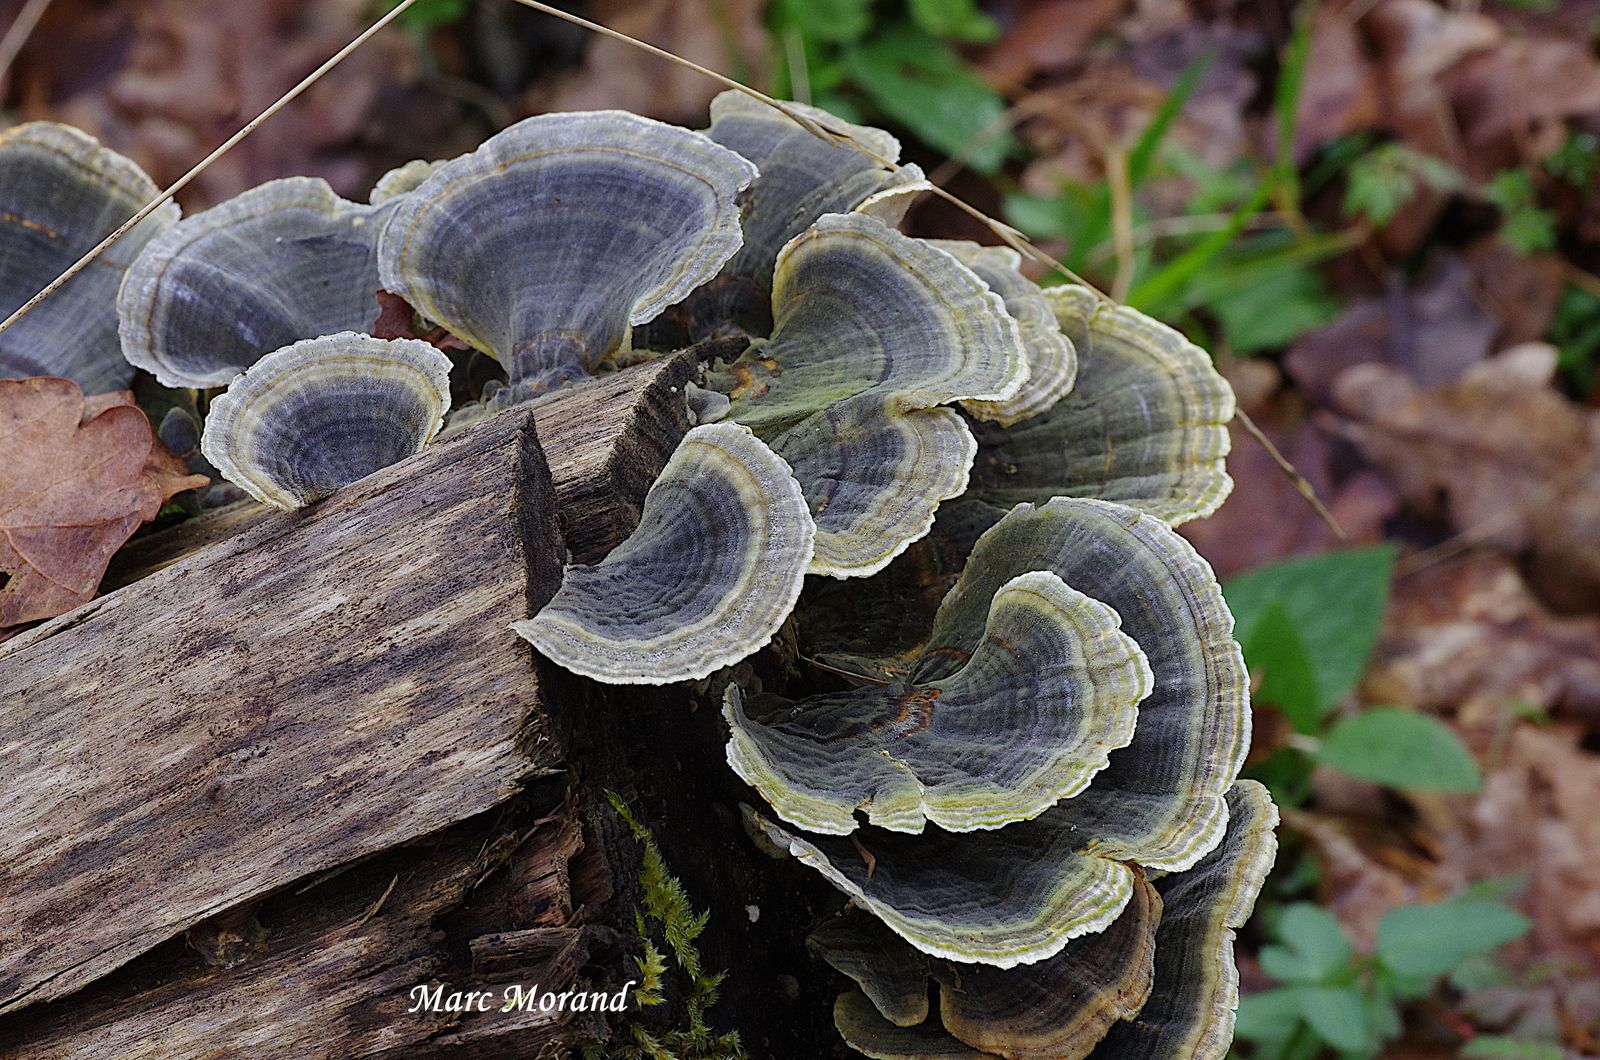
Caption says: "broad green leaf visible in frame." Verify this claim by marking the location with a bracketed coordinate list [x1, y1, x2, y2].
[1223, 545, 1396, 714]
[1292, 985, 1372, 1054]
[908, 0, 1000, 42]
[1241, 602, 1322, 733]
[845, 26, 1012, 173]
[1234, 987, 1305, 1046]
[1318, 708, 1482, 792]
[1208, 267, 1338, 354]
[1261, 903, 1353, 983]
[774, 0, 872, 43]
[1462, 1036, 1564, 1060]
[1376, 900, 1530, 979]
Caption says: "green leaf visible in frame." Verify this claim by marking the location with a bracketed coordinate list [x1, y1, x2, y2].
[1484, 169, 1557, 255]
[907, 0, 1000, 42]
[1318, 708, 1482, 792]
[1126, 175, 1275, 313]
[1234, 987, 1306, 1046]
[1261, 903, 1354, 984]
[845, 25, 1012, 173]
[1208, 266, 1339, 354]
[1462, 1035, 1564, 1060]
[1240, 602, 1322, 733]
[773, 0, 872, 44]
[1292, 985, 1372, 1054]
[1224, 545, 1396, 715]
[1342, 143, 1464, 226]
[1376, 900, 1530, 979]
[1545, 130, 1599, 187]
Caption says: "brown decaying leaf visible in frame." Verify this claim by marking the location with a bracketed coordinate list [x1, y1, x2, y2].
[1285, 254, 1498, 407]
[1180, 360, 1395, 581]
[534, 0, 767, 125]
[0, 377, 206, 633]
[1332, 345, 1600, 611]
[1369, 553, 1600, 730]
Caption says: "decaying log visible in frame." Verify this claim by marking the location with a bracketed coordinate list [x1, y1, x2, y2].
[0, 359, 687, 1014]
[0, 350, 845, 1058]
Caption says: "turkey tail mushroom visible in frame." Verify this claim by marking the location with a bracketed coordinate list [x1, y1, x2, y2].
[0, 122, 178, 393]
[199, 332, 451, 509]
[514, 421, 814, 685]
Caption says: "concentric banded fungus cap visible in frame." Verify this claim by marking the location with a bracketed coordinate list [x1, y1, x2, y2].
[744, 497, 1248, 966]
[819, 781, 1276, 1060]
[0, 122, 178, 393]
[369, 159, 447, 205]
[924, 241, 1077, 427]
[711, 212, 1027, 577]
[725, 569, 1152, 835]
[119, 177, 394, 388]
[821, 877, 1159, 1059]
[967, 286, 1234, 526]
[1096, 780, 1278, 1060]
[514, 422, 815, 685]
[685, 91, 924, 335]
[199, 332, 451, 509]
[377, 110, 756, 400]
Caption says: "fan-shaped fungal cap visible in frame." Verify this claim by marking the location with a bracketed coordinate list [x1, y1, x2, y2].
[119, 177, 393, 388]
[925, 241, 1077, 427]
[918, 498, 1249, 871]
[514, 421, 814, 684]
[810, 914, 933, 1028]
[740, 497, 1247, 967]
[833, 993, 995, 1060]
[199, 332, 451, 509]
[0, 122, 178, 393]
[724, 570, 1151, 835]
[686, 92, 921, 334]
[968, 286, 1234, 526]
[713, 212, 1027, 577]
[377, 110, 756, 398]
[748, 806, 1134, 967]
[821, 879, 1159, 1060]
[1095, 780, 1278, 1060]
[369, 159, 447, 205]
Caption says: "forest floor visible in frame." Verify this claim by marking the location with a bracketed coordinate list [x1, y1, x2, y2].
[4, 0, 1600, 1056]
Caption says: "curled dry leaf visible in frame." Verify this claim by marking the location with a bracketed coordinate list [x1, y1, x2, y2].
[1332, 346, 1600, 611]
[1368, 553, 1600, 730]
[0, 378, 207, 632]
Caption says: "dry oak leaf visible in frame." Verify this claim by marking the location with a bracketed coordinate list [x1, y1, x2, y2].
[0, 377, 206, 630]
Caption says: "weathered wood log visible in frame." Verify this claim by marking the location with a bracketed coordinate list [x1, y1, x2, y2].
[0, 357, 687, 1015]
[0, 350, 848, 1058]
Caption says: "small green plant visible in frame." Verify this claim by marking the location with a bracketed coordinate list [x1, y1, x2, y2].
[1551, 285, 1600, 395]
[1223, 546, 1482, 804]
[1341, 143, 1464, 227]
[768, 0, 1011, 172]
[1235, 893, 1532, 1058]
[1483, 169, 1557, 255]
[586, 792, 746, 1060]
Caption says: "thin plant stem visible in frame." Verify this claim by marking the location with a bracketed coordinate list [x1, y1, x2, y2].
[0, 0, 52, 84]
[0, 0, 425, 345]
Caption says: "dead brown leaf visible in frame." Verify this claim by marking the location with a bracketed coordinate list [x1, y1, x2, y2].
[0, 377, 206, 632]
[1332, 346, 1600, 610]
[1369, 553, 1600, 730]
[1180, 359, 1397, 580]
[979, 0, 1127, 92]
[1293, 3, 1382, 165]
[534, 0, 767, 125]
[1285, 255, 1498, 407]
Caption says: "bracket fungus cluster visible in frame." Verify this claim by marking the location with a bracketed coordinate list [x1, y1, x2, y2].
[8, 91, 1273, 1056]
